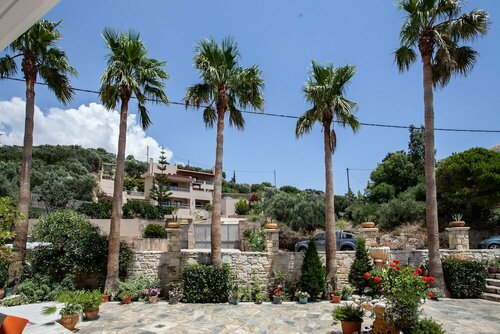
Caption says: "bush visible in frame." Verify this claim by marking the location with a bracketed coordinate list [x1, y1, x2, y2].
[348, 238, 374, 294]
[122, 200, 174, 220]
[377, 197, 425, 231]
[183, 264, 232, 303]
[76, 201, 112, 219]
[143, 224, 165, 238]
[299, 240, 326, 300]
[234, 198, 250, 215]
[410, 318, 445, 334]
[16, 274, 76, 303]
[242, 228, 265, 252]
[30, 210, 132, 289]
[442, 259, 486, 298]
[118, 277, 152, 300]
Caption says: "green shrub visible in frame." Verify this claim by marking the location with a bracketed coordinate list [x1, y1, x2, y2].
[30, 210, 132, 289]
[242, 228, 265, 252]
[442, 259, 486, 298]
[78, 289, 103, 311]
[410, 318, 445, 334]
[0, 294, 29, 307]
[348, 238, 373, 294]
[122, 200, 174, 220]
[143, 224, 165, 238]
[0, 262, 8, 287]
[234, 198, 250, 215]
[332, 303, 365, 322]
[76, 201, 112, 219]
[299, 240, 326, 300]
[182, 264, 232, 303]
[16, 274, 76, 303]
[118, 277, 152, 300]
[377, 197, 425, 231]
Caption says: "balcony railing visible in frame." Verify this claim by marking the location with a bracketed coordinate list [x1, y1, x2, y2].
[170, 186, 190, 192]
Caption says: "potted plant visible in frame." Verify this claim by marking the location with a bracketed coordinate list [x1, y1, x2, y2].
[143, 288, 160, 304]
[80, 290, 102, 320]
[487, 259, 500, 274]
[333, 303, 365, 334]
[42, 292, 83, 331]
[102, 290, 112, 303]
[449, 213, 465, 227]
[272, 285, 284, 304]
[118, 291, 133, 304]
[340, 285, 353, 301]
[5, 279, 15, 298]
[167, 281, 183, 304]
[255, 292, 264, 304]
[331, 290, 341, 303]
[295, 290, 310, 304]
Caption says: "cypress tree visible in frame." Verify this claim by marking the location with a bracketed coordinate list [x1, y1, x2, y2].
[299, 240, 326, 300]
[348, 238, 373, 293]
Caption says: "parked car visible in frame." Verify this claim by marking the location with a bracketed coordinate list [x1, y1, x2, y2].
[478, 236, 500, 249]
[4, 237, 51, 250]
[294, 230, 357, 252]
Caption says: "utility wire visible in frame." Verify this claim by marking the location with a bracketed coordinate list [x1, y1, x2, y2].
[3, 77, 500, 133]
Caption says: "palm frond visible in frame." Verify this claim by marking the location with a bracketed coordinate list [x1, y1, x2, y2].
[185, 83, 212, 108]
[445, 10, 489, 42]
[0, 55, 18, 78]
[394, 46, 417, 72]
[295, 107, 318, 138]
[227, 96, 245, 130]
[202, 106, 217, 128]
[330, 129, 337, 153]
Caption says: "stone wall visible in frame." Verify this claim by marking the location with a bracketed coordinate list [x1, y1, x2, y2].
[128, 248, 500, 291]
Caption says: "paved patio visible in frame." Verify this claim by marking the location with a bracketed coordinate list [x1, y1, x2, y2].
[72, 298, 500, 334]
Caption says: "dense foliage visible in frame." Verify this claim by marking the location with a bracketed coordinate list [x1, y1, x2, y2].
[182, 264, 232, 303]
[234, 198, 250, 215]
[76, 201, 113, 218]
[16, 274, 76, 303]
[348, 238, 373, 293]
[411, 319, 445, 334]
[30, 210, 132, 288]
[299, 240, 326, 300]
[242, 228, 266, 252]
[0, 197, 22, 263]
[143, 224, 166, 238]
[442, 259, 486, 298]
[122, 200, 175, 220]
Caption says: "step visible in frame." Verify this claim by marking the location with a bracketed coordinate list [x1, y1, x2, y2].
[486, 278, 500, 287]
[481, 292, 500, 303]
[485, 285, 500, 294]
[488, 273, 500, 279]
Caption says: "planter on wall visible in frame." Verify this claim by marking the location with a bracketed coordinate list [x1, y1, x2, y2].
[448, 221, 466, 228]
[265, 223, 278, 229]
[361, 222, 376, 228]
[167, 222, 181, 228]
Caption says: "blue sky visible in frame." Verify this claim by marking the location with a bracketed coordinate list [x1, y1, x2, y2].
[1, 0, 499, 194]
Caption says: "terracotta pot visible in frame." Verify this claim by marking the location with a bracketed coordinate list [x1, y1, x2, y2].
[121, 296, 132, 304]
[448, 221, 465, 228]
[361, 222, 375, 228]
[84, 308, 99, 321]
[148, 296, 158, 304]
[341, 321, 362, 334]
[265, 223, 278, 230]
[102, 294, 110, 303]
[272, 296, 282, 304]
[60, 313, 79, 331]
[0, 288, 4, 299]
[331, 294, 341, 304]
[167, 222, 181, 228]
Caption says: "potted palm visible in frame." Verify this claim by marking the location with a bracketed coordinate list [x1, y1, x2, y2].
[80, 290, 102, 320]
[333, 303, 365, 334]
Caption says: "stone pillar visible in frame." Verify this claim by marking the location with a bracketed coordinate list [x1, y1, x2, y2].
[163, 228, 181, 285]
[187, 221, 195, 249]
[358, 228, 379, 247]
[445, 227, 470, 250]
[265, 228, 279, 253]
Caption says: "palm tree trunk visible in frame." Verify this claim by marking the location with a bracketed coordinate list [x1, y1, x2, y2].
[422, 54, 447, 293]
[210, 108, 225, 267]
[8, 58, 36, 283]
[323, 120, 337, 293]
[105, 96, 129, 293]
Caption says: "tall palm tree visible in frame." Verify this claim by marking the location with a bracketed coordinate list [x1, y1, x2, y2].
[0, 20, 77, 281]
[395, 0, 489, 292]
[296, 61, 358, 293]
[99, 28, 169, 292]
[185, 38, 264, 267]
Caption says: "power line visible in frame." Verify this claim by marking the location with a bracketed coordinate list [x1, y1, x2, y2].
[3, 76, 500, 133]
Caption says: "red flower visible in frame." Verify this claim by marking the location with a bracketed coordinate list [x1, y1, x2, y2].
[422, 276, 436, 283]
[393, 259, 400, 264]
[390, 263, 401, 271]
[428, 291, 435, 299]
[363, 272, 371, 279]
[414, 268, 423, 276]
[373, 276, 382, 284]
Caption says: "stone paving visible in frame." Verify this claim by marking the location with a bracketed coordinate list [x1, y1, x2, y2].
[73, 299, 500, 334]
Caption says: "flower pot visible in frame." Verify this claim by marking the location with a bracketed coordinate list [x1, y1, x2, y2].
[102, 294, 110, 303]
[255, 299, 263, 305]
[60, 313, 80, 331]
[229, 297, 238, 305]
[340, 321, 362, 334]
[5, 287, 13, 298]
[369, 246, 390, 270]
[169, 297, 179, 305]
[488, 267, 498, 274]
[167, 222, 181, 228]
[361, 222, 375, 228]
[448, 221, 465, 228]
[299, 297, 308, 304]
[331, 294, 341, 303]
[0, 288, 4, 299]
[84, 308, 99, 321]
[272, 296, 282, 304]
[121, 297, 132, 304]
[148, 296, 158, 304]
[265, 223, 278, 229]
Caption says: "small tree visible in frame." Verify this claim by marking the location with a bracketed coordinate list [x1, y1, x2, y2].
[149, 149, 172, 204]
[348, 238, 373, 294]
[299, 240, 326, 300]
[234, 198, 250, 215]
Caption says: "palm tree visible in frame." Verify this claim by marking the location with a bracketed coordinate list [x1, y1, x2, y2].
[185, 38, 264, 266]
[395, 0, 489, 292]
[0, 20, 77, 281]
[296, 61, 358, 293]
[99, 28, 169, 292]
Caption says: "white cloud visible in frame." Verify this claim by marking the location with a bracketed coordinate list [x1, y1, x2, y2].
[0, 97, 172, 162]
